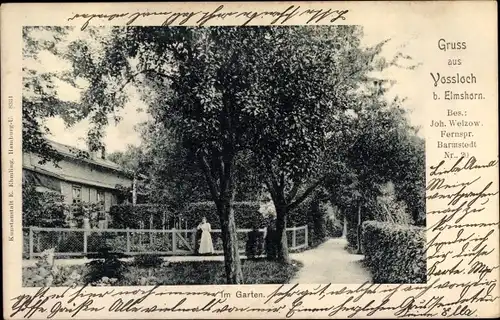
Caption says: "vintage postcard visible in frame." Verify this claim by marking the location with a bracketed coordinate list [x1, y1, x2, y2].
[1, 1, 499, 319]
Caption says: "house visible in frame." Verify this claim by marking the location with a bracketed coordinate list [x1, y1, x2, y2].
[22, 140, 134, 226]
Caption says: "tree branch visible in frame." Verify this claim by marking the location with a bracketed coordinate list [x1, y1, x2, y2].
[265, 180, 278, 205]
[266, 166, 282, 200]
[286, 178, 302, 203]
[197, 152, 220, 203]
[279, 172, 285, 192]
[287, 177, 326, 211]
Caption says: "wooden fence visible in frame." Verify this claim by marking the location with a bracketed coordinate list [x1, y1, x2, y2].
[23, 225, 308, 259]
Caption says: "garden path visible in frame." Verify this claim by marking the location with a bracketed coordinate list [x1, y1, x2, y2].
[289, 237, 372, 284]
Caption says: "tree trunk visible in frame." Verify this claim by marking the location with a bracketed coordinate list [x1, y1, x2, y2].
[197, 152, 243, 284]
[218, 198, 244, 284]
[275, 204, 291, 264]
[342, 216, 348, 239]
[356, 204, 362, 254]
[132, 175, 137, 205]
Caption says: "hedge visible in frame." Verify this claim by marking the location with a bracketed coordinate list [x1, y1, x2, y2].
[109, 201, 335, 246]
[109, 204, 171, 229]
[109, 202, 265, 230]
[183, 202, 264, 229]
[362, 221, 426, 283]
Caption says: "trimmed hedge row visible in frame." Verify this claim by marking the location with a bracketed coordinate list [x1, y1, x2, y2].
[109, 204, 170, 229]
[184, 202, 265, 229]
[362, 221, 426, 283]
[109, 202, 266, 230]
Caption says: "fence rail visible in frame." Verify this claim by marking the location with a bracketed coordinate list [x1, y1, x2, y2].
[23, 225, 308, 259]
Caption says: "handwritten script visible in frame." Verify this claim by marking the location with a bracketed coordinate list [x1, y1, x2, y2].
[10, 156, 499, 318]
[66, 5, 349, 30]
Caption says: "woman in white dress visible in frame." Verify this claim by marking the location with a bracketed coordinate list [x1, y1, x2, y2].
[197, 217, 214, 255]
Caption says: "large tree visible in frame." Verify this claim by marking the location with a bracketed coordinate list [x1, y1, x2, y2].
[23, 26, 76, 164]
[241, 26, 408, 262]
[323, 81, 425, 249]
[53, 27, 275, 283]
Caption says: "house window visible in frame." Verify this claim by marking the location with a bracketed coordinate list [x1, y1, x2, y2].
[72, 186, 82, 204]
[97, 190, 105, 204]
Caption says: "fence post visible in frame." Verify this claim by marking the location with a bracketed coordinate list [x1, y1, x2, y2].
[29, 227, 34, 260]
[292, 227, 297, 249]
[304, 226, 309, 248]
[36, 233, 40, 252]
[172, 230, 177, 254]
[126, 228, 131, 253]
[83, 230, 88, 254]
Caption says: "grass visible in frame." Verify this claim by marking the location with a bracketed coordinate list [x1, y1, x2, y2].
[128, 259, 303, 285]
[23, 259, 303, 286]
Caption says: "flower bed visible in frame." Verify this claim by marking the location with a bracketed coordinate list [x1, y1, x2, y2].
[361, 221, 426, 283]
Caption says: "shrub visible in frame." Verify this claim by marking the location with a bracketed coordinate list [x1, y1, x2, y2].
[69, 202, 106, 228]
[110, 202, 265, 230]
[265, 225, 278, 260]
[245, 229, 265, 259]
[289, 189, 332, 247]
[345, 220, 359, 248]
[87, 233, 108, 252]
[362, 221, 426, 283]
[373, 182, 414, 226]
[183, 202, 264, 229]
[109, 204, 170, 229]
[326, 218, 343, 238]
[104, 235, 128, 252]
[85, 248, 128, 284]
[133, 254, 164, 268]
[22, 183, 68, 228]
[23, 249, 84, 287]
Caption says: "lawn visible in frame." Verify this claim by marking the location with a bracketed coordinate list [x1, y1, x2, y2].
[23, 259, 303, 286]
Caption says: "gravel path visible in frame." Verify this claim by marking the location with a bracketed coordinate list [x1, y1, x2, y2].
[289, 237, 371, 284]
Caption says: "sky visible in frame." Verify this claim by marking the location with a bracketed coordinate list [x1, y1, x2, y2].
[28, 26, 425, 154]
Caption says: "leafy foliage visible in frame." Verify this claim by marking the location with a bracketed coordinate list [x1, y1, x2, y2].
[107, 145, 144, 173]
[109, 201, 269, 230]
[25, 259, 303, 287]
[22, 27, 75, 165]
[69, 201, 105, 227]
[109, 203, 171, 229]
[22, 183, 68, 227]
[132, 254, 164, 269]
[325, 218, 343, 238]
[289, 188, 334, 247]
[329, 93, 425, 222]
[184, 202, 264, 229]
[362, 221, 426, 283]
[85, 248, 128, 284]
[245, 229, 265, 259]
[23, 249, 84, 287]
[373, 182, 413, 225]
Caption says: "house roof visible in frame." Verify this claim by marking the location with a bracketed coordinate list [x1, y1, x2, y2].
[48, 140, 132, 176]
[24, 166, 126, 190]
